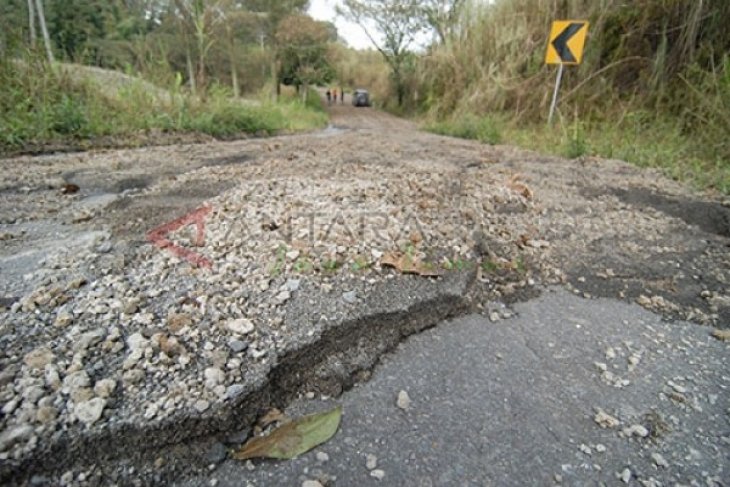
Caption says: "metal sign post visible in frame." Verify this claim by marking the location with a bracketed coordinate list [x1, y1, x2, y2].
[547, 63, 564, 124]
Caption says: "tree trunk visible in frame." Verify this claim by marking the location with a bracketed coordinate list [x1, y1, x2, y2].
[196, 54, 206, 99]
[231, 63, 239, 98]
[226, 23, 239, 98]
[196, 39, 206, 99]
[228, 41, 239, 98]
[34, 0, 54, 63]
[186, 48, 196, 96]
[392, 66, 405, 107]
[271, 58, 278, 101]
[27, 0, 36, 48]
[301, 83, 308, 103]
[194, 13, 208, 100]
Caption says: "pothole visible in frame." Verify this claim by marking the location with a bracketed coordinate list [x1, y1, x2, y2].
[611, 187, 730, 238]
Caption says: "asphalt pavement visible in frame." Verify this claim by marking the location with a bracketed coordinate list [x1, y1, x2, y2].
[180, 288, 729, 486]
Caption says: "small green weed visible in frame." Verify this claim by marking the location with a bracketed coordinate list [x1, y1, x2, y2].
[481, 259, 499, 273]
[351, 256, 371, 272]
[320, 258, 341, 273]
[269, 245, 287, 276]
[293, 257, 314, 274]
[442, 257, 473, 271]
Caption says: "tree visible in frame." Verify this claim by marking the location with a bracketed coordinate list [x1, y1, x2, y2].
[241, 0, 309, 99]
[222, 7, 240, 97]
[419, 0, 464, 45]
[276, 15, 335, 101]
[337, 0, 424, 106]
[46, 0, 114, 61]
[218, 0, 259, 98]
[173, 0, 226, 97]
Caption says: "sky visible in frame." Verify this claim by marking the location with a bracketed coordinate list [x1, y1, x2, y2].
[308, 0, 379, 50]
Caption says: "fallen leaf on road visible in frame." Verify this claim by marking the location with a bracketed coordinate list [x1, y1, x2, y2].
[711, 329, 730, 341]
[507, 174, 533, 200]
[258, 408, 287, 428]
[380, 252, 440, 277]
[232, 406, 342, 460]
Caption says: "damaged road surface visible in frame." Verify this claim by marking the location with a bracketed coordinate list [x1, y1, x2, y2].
[182, 289, 729, 487]
[0, 104, 728, 485]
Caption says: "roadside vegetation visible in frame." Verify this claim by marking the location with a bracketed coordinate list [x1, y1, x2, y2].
[0, 1, 332, 155]
[342, 0, 730, 195]
[0, 57, 326, 152]
[419, 1, 730, 194]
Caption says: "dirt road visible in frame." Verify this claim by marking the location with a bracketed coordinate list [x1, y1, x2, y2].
[0, 103, 728, 484]
[2, 103, 727, 319]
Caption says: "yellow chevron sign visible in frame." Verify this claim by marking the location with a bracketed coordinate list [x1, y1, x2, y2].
[545, 21, 589, 65]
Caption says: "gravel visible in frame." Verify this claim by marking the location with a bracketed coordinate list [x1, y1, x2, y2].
[370, 469, 385, 480]
[73, 398, 106, 426]
[0, 104, 727, 483]
[396, 390, 411, 411]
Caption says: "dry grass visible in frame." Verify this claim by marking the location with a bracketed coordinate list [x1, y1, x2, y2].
[417, 0, 730, 194]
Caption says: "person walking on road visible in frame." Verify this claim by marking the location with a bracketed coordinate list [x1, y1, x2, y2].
[326, 90, 331, 105]
[332, 89, 337, 105]
[340, 88, 344, 104]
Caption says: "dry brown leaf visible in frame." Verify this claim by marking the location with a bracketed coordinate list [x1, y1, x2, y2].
[711, 329, 730, 342]
[380, 252, 440, 277]
[507, 174, 533, 200]
[258, 408, 287, 429]
[511, 183, 533, 200]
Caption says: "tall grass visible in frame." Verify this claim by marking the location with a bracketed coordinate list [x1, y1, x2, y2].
[417, 0, 730, 194]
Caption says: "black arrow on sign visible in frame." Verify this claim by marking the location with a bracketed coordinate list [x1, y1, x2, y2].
[552, 22, 584, 63]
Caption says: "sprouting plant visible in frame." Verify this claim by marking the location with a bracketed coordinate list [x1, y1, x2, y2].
[513, 256, 526, 274]
[481, 259, 499, 273]
[293, 256, 313, 274]
[269, 245, 287, 276]
[320, 258, 341, 273]
[402, 243, 416, 257]
[351, 256, 371, 272]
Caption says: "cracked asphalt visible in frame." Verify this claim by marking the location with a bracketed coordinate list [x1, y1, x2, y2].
[1, 100, 728, 486]
[184, 288, 729, 487]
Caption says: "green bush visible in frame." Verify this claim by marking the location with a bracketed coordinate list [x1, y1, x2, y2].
[0, 60, 99, 145]
[0, 57, 329, 153]
[183, 104, 283, 137]
[50, 95, 90, 136]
